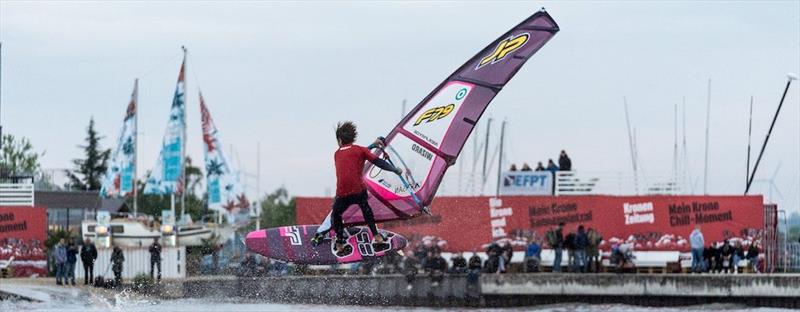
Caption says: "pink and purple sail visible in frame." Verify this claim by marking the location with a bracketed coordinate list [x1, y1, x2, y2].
[344, 10, 560, 225]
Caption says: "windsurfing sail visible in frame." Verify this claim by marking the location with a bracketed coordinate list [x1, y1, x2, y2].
[100, 79, 138, 198]
[144, 56, 187, 195]
[200, 92, 250, 222]
[345, 10, 559, 225]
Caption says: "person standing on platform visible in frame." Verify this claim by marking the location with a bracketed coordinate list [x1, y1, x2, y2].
[111, 245, 125, 287]
[66, 240, 78, 285]
[573, 225, 588, 273]
[548, 223, 565, 273]
[690, 225, 704, 273]
[558, 150, 572, 171]
[54, 239, 67, 286]
[587, 228, 602, 273]
[80, 238, 97, 285]
[149, 238, 163, 282]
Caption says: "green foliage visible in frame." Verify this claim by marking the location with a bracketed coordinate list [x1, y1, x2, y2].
[184, 156, 203, 197]
[134, 180, 206, 222]
[788, 226, 800, 243]
[66, 118, 110, 190]
[258, 187, 296, 228]
[0, 133, 43, 175]
[45, 229, 77, 249]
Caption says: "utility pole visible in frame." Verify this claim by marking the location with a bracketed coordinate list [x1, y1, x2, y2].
[703, 79, 711, 195]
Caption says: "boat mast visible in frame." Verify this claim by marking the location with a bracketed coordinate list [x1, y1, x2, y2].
[746, 96, 753, 188]
[481, 118, 492, 194]
[745, 74, 797, 194]
[181, 46, 187, 220]
[623, 97, 639, 194]
[133, 78, 139, 216]
[495, 120, 506, 197]
[703, 79, 711, 194]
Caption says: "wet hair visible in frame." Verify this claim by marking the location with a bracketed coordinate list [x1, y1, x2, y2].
[336, 121, 357, 145]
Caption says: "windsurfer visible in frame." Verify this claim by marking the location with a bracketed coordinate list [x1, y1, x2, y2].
[310, 121, 402, 256]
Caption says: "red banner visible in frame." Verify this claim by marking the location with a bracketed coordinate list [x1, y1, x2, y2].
[296, 195, 766, 252]
[0, 207, 47, 277]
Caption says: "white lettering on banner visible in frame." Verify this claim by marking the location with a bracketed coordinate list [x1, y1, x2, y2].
[623, 202, 655, 225]
[489, 198, 512, 239]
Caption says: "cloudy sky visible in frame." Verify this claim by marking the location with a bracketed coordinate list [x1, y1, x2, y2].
[1, 1, 798, 212]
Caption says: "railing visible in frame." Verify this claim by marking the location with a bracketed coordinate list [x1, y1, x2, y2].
[0, 176, 35, 207]
[555, 171, 683, 196]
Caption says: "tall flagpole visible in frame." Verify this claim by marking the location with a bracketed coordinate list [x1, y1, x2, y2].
[133, 78, 139, 216]
[180, 46, 187, 220]
[703, 79, 711, 195]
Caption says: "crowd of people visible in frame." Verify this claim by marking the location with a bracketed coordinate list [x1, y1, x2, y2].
[51, 237, 164, 287]
[508, 150, 573, 174]
[690, 226, 761, 274]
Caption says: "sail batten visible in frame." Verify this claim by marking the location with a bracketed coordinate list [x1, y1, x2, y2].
[341, 10, 559, 225]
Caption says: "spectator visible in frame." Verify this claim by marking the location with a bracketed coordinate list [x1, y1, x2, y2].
[747, 242, 760, 273]
[80, 238, 98, 285]
[611, 242, 634, 273]
[509, 164, 518, 172]
[521, 163, 533, 171]
[720, 240, 733, 273]
[703, 244, 714, 273]
[558, 150, 572, 171]
[535, 162, 545, 171]
[546, 159, 559, 175]
[546, 223, 565, 272]
[54, 238, 67, 286]
[450, 252, 467, 274]
[425, 250, 448, 287]
[110, 245, 124, 287]
[66, 240, 78, 286]
[402, 250, 419, 290]
[467, 252, 483, 272]
[500, 240, 513, 273]
[483, 242, 502, 273]
[711, 242, 723, 273]
[690, 225, 704, 273]
[586, 228, 602, 273]
[524, 239, 541, 273]
[564, 231, 576, 272]
[733, 241, 745, 274]
[149, 238, 162, 282]
[573, 225, 588, 273]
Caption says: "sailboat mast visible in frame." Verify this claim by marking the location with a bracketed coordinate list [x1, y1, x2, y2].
[623, 97, 638, 194]
[481, 118, 492, 191]
[181, 46, 187, 219]
[703, 79, 711, 194]
[746, 96, 753, 188]
[133, 78, 139, 216]
[496, 120, 506, 197]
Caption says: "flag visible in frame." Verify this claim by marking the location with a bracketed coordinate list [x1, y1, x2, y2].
[100, 80, 137, 198]
[144, 58, 186, 195]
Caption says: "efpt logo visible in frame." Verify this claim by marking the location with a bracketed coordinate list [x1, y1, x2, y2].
[504, 173, 548, 188]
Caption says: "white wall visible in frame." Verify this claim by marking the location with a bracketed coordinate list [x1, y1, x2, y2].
[73, 246, 185, 280]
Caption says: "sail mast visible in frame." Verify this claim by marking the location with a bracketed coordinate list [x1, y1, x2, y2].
[703, 79, 711, 194]
[746, 96, 753, 188]
[496, 120, 506, 197]
[181, 46, 187, 220]
[133, 78, 139, 216]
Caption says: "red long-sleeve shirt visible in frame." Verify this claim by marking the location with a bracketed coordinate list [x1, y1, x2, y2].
[335, 144, 378, 197]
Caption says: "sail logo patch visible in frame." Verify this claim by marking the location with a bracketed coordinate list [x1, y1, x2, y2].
[475, 33, 529, 70]
[413, 104, 455, 126]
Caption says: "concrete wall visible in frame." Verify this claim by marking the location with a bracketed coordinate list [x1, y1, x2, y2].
[150, 273, 800, 308]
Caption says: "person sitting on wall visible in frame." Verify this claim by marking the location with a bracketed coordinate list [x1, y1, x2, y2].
[402, 249, 420, 290]
[746, 242, 760, 273]
[425, 249, 448, 287]
[524, 238, 541, 273]
[449, 252, 467, 274]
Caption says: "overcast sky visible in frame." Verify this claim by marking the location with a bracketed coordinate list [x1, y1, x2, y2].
[1, 1, 798, 212]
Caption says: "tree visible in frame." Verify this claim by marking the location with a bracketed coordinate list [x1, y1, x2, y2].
[0, 133, 43, 176]
[66, 118, 110, 190]
[184, 156, 203, 197]
[258, 187, 296, 228]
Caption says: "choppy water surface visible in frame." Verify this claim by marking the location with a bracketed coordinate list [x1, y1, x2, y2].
[0, 284, 793, 312]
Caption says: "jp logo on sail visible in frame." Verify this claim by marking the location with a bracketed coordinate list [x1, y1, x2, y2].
[475, 33, 530, 70]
